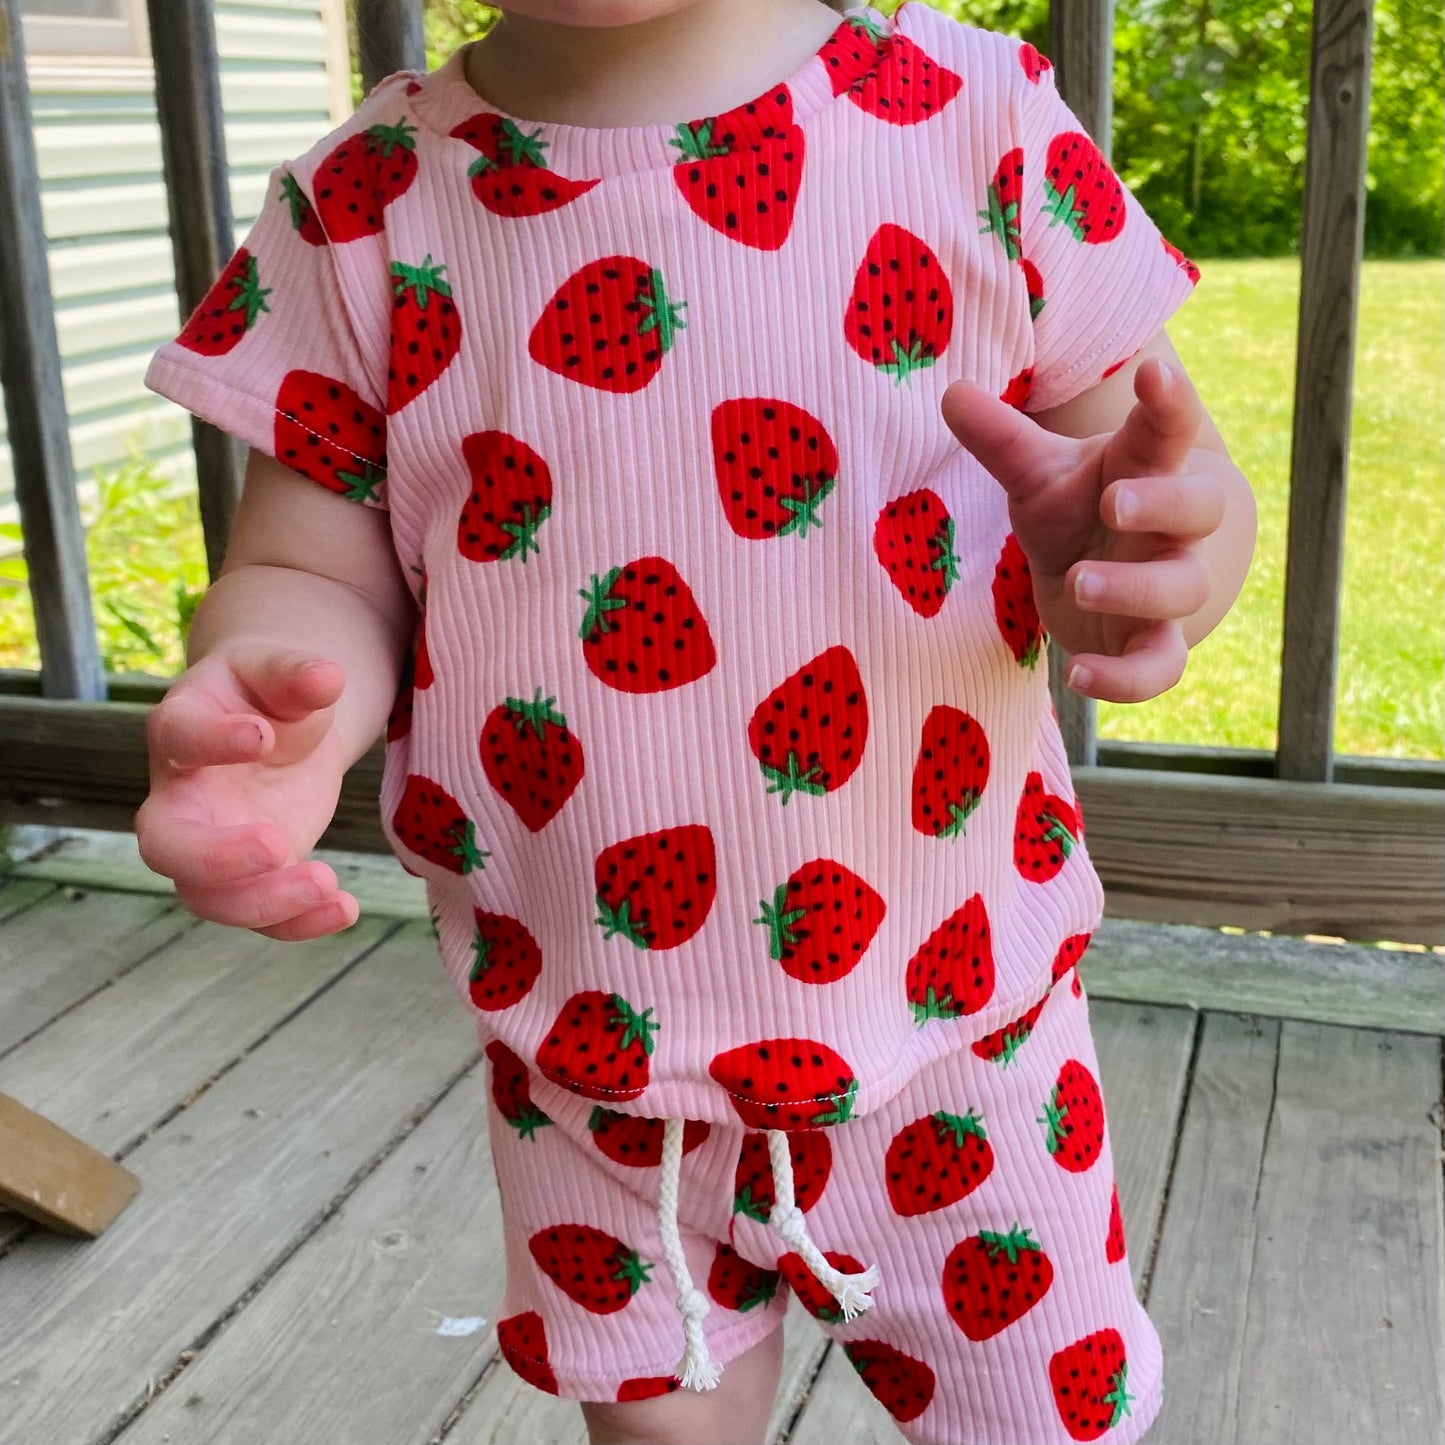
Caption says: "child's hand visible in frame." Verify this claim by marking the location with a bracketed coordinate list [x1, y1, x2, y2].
[136, 648, 359, 941]
[942, 359, 1226, 703]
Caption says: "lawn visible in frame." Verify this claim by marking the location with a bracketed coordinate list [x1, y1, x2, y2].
[1102, 257, 1444, 760]
[1, 260, 1441, 760]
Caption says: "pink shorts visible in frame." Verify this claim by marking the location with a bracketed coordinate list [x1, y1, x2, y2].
[483, 974, 1163, 1444]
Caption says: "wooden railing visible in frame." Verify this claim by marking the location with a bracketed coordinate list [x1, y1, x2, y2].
[0, 0, 1439, 945]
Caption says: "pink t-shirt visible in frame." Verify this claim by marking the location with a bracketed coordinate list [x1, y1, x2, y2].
[147, 3, 1198, 1130]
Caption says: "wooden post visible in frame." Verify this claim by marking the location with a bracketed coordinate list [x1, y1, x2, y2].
[0, 0, 106, 701]
[1045, 0, 1115, 768]
[356, 0, 425, 96]
[146, 0, 244, 579]
[1275, 0, 1373, 784]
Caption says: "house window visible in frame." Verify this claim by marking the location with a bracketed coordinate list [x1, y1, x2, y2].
[20, 0, 149, 58]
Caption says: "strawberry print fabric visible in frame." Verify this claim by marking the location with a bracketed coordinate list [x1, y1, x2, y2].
[487, 973, 1162, 1443]
[146, 3, 1199, 1134]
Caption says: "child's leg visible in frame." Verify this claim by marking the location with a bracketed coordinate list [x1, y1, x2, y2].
[580, 1327, 784, 1445]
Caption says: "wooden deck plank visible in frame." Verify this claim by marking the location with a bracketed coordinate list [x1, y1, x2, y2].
[1149, 1015, 1444, 1443]
[0, 923, 478, 1445]
[0, 887, 192, 1056]
[786, 1000, 1198, 1445]
[118, 1057, 496, 1445]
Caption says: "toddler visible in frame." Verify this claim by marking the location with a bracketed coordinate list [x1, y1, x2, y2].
[137, 1, 1255, 1441]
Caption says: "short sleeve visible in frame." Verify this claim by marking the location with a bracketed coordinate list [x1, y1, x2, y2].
[145, 165, 390, 509]
[1012, 57, 1200, 414]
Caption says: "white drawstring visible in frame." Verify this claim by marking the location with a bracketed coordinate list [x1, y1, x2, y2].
[764, 1129, 880, 1319]
[659, 1118, 723, 1391]
[656, 1118, 883, 1392]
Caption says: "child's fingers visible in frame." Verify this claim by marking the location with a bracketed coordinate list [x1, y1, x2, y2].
[147, 690, 274, 772]
[1105, 473, 1226, 542]
[1069, 548, 1209, 622]
[940, 380, 1076, 501]
[176, 860, 342, 930]
[254, 892, 360, 942]
[1065, 621, 1188, 704]
[227, 647, 346, 724]
[1109, 360, 1204, 479]
[135, 811, 292, 886]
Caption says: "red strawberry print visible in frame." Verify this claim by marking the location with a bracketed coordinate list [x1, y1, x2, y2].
[1164, 235, 1202, 284]
[313, 118, 418, 242]
[1106, 1182, 1127, 1264]
[496, 1311, 558, 1394]
[458, 430, 553, 563]
[747, 646, 868, 803]
[942, 1224, 1054, 1340]
[388, 255, 462, 410]
[1038, 1058, 1106, 1172]
[905, 893, 996, 1023]
[841, 28, 962, 126]
[279, 172, 326, 245]
[536, 990, 657, 1101]
[1044, 131, 1127, 246]
[780, 1249, 870, 1322]
[979, 148, 1024, 261]
[529, 256, 686, 393]
[528, 1223, 653, 1314]
[992, 532, 1044, 668]
[594, 824, 717, 951]
[1019, 41, 1053, 83]
[386, 648, 417, 742]
[753, 858, 885, 984]
[486, 1039, 553, 1141]
[1022, 256, 1046, 318]
[843, 1340, 936, 1424]
[732, 1130, 832, 1222]
[711, 397, 838, 540]
[708, 1242, 781, 1313]
[709, 1038, 858, 1130]
[819, 14, 890, 95]
[1001, 368, 1035, 409]
[971, 990, 1051, 1067]
[391, 774, 488, 874]
[1049, 1329, 1135, 1441]
[480, 689, 584, 831]
[886, 1108, 994, 1216]
[616, 1377, 679, 1402]
[468, 910, 542, 1011]
[873, 489, 959, 617]
[579, 557, 716, 694]
[450, 111, 599, 217]
[844, 224, 954, 384]
[413, 605, 434, 688]
[587, 1108, 709, 1167]
[274, 370, 386, 502]
[1052, 931, 1090, 998]
[911, 705, 990, 840]
[177, 249, 269, 355]
[1015, 769, 1080, 883]
[671, 89, 804, 250]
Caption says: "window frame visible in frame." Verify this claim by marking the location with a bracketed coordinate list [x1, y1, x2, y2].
[20, 0, 150, 62]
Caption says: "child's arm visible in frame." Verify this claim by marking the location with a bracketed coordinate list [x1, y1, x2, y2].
[135, 449, 415, 941]
[942, 329, 1258, 705]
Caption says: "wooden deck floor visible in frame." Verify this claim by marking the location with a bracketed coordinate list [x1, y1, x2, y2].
[0, 871, 1440, 1445]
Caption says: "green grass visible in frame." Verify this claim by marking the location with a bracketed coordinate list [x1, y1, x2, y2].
[1100, 258, 1444, 760]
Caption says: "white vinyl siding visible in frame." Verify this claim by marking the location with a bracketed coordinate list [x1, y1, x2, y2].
[0, 0, 351, 505]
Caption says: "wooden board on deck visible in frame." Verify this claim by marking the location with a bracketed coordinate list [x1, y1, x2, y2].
[1148, 1015, 1444, 1443]
[785, 1000, 1198, 1445]
[0, 923, 478, 1445]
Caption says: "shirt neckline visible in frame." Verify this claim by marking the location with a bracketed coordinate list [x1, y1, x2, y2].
[407, 5, 898, 181]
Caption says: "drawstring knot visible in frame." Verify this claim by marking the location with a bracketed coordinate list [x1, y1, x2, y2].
[656, 1116, 882, 1391]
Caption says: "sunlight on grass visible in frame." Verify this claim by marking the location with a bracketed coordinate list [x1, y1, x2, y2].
[1101, 258, 1444, 760]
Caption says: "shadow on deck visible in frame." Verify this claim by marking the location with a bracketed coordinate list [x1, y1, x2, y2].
[0, 837, 1440, 1445]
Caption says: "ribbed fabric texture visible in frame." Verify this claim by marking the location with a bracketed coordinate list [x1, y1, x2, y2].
[145, 2, 1199, 1133]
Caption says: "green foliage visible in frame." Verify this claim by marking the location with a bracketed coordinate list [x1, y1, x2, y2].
[0, 454, 207, 677]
